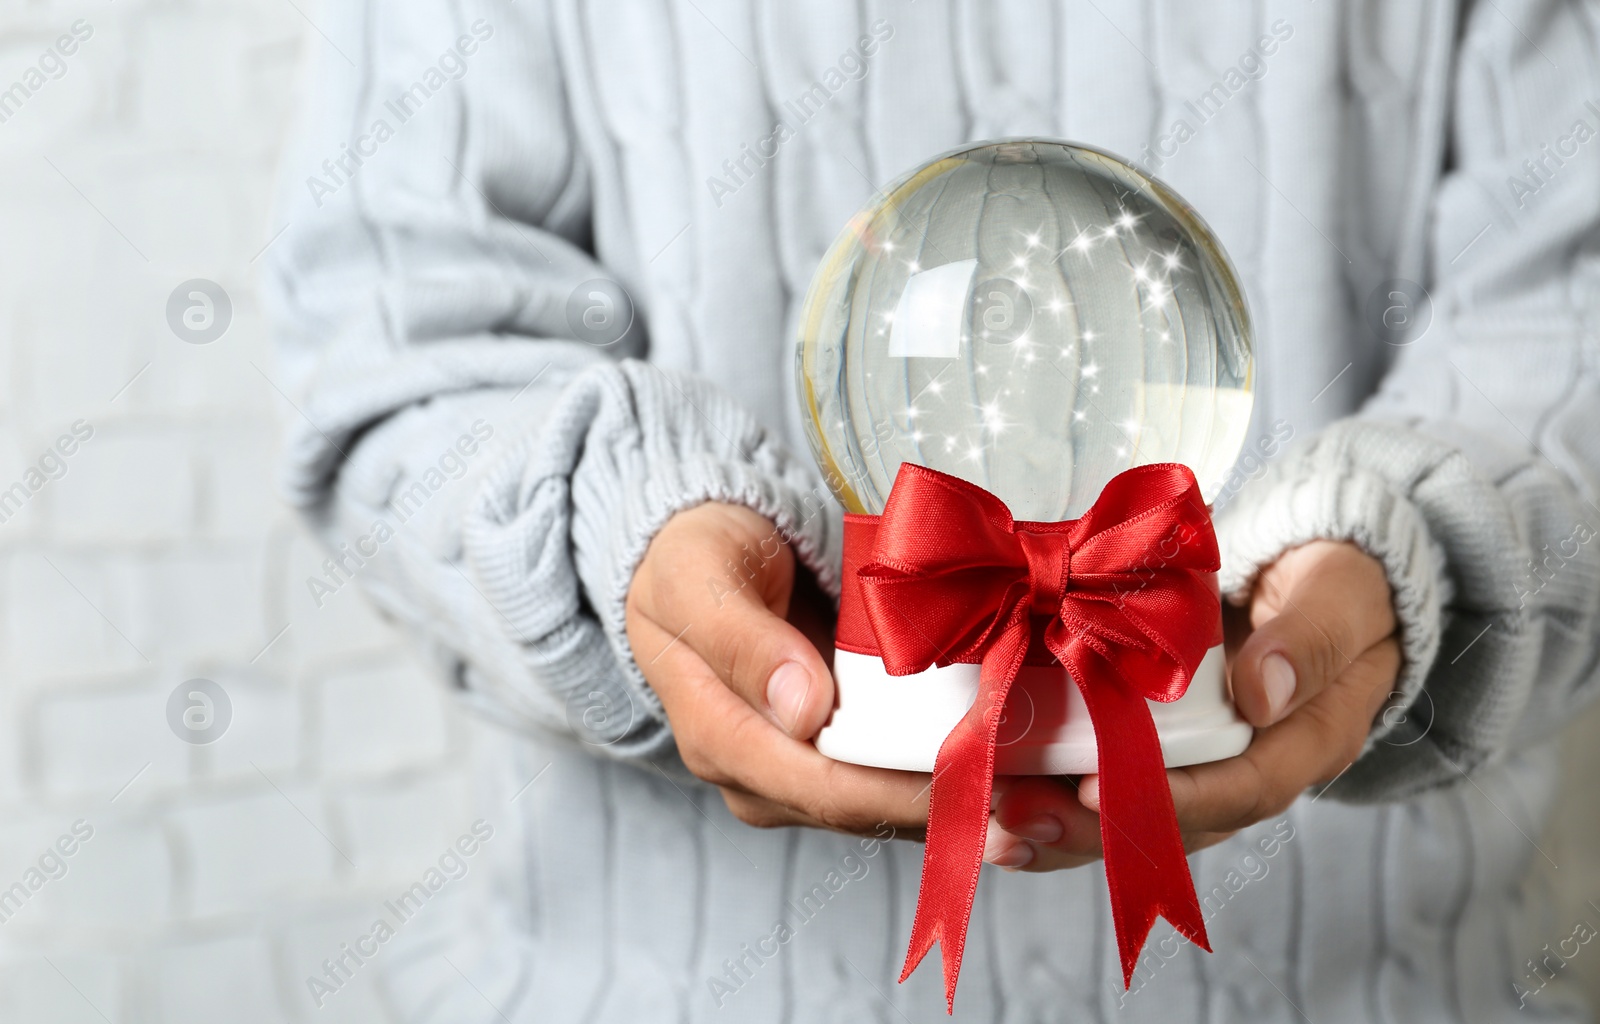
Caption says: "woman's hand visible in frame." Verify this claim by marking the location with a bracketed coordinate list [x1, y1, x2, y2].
[986, 540, 1402, 870]
[626, 502, 931, 837]
[629, 508, 1400, 863]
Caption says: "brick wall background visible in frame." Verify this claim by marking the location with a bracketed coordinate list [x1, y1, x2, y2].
[0, 3, 486, 1020]
[0, 3, 1596, 1022]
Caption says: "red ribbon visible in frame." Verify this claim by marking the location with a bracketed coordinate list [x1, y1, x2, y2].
[835, 462, 1221, 1012]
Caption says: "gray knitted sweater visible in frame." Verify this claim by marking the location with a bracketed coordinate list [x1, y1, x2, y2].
[267, 1, 1600, 1020]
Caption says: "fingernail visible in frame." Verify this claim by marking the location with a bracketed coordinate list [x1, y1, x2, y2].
[984, 821, 1035, 868]
[766, 662, 812, 735]
[1261, 653, 1297, 722]
[989, 845, 1034, 869]
[1011, 815, 1063, 843]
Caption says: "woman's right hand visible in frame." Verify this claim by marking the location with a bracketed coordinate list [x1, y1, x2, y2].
[625, 502, 931, 837]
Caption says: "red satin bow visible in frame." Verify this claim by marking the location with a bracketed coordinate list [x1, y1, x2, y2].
[834, 462, 1222, 1012]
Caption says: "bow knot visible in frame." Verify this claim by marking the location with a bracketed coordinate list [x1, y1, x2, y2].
[1016, 528, 1071, 619]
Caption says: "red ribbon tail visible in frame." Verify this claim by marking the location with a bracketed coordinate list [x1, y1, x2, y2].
[1073, 656, 1211, 989]
[900, 616, 1029, 1014]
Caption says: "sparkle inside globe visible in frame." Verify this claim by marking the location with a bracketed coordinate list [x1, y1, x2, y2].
[797, 139, 1253, 520]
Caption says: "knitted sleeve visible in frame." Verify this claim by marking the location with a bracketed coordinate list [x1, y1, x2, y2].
[1214, 0, 1600, 801]
[264, 0, 837, 760]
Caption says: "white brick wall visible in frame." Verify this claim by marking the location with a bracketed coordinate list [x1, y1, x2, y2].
[0, 4, 1597, 1023]
[0, 5, 482, 1021]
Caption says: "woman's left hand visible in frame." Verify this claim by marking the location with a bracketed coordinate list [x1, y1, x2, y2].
[984, 539, 1403, 871]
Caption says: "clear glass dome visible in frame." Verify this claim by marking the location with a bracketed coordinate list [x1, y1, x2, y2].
[796, 139, 1253, 520]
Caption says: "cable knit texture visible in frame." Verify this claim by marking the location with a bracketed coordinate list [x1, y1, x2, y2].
[265, 0, 1600, 1020]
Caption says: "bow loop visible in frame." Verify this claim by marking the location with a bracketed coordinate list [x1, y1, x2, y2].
[868, 464, 1025, 575]
[1067, 462, 1219, 575]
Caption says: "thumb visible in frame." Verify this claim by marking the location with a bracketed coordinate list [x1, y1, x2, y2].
[701, 580, 836, 740]
[1231, 543, 1395, 728]
[652, 507, 836, 740]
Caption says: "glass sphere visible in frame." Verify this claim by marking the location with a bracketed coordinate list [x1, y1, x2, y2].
[796, 139, 1253, 520]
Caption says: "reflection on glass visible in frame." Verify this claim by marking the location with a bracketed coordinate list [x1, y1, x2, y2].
[797, 138, 1253, 520]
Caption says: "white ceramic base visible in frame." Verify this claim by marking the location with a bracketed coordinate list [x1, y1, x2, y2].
[816, 645, 1252, 774]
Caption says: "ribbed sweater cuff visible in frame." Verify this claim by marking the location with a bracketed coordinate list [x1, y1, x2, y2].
[1215, 419, 1450, 775]
[581, 364, 842, 722]
[465, 360, 841, 760]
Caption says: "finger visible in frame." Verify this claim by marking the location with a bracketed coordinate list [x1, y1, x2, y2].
[719, 788, 927, 842]
[981, 820, 1101, 872]
[1168, 637, 1402, 834]
[1232, 541, 1396, 728]
[987, 776, 1104, 871]
[1183, 830, 1238, 854]
[636, 511, 834, 740]
[1073, 779, 1238, 854]
[639, 614, 933, 832]
[719, 787, 814, 829]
